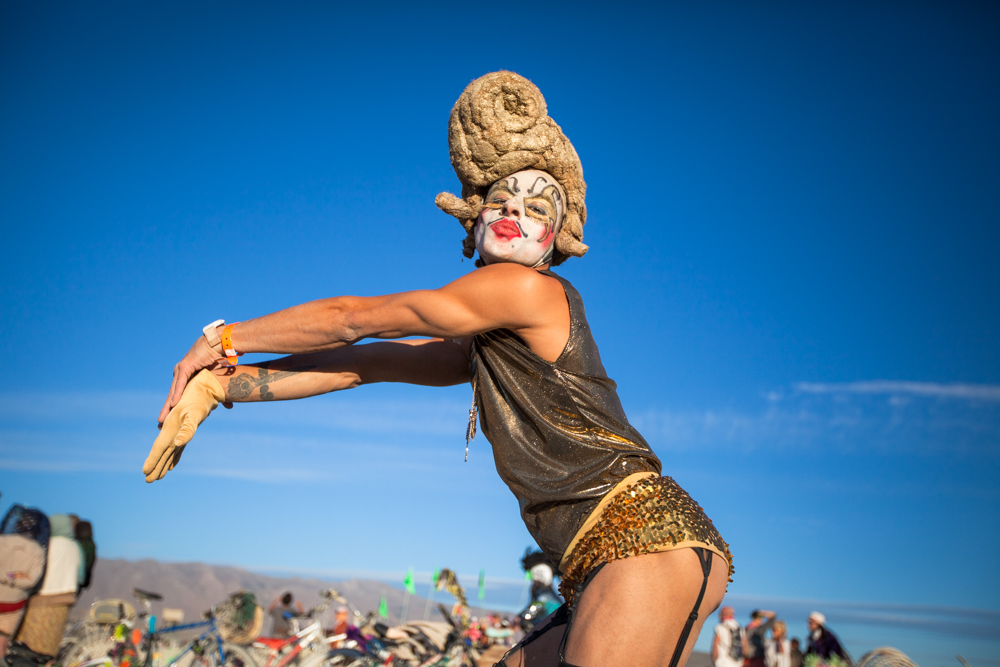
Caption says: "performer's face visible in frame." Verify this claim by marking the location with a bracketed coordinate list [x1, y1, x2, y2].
[475, 169, 565, 268]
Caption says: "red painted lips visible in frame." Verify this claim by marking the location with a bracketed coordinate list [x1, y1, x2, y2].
[490, 218, 522, 241]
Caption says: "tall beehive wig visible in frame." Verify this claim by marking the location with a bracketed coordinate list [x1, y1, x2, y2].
[435, 71, 588, 265]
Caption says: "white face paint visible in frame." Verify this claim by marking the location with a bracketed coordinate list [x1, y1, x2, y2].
[475, 169, 566, 268]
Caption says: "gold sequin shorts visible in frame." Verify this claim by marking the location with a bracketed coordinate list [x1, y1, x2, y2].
[558, 475, 733, 606]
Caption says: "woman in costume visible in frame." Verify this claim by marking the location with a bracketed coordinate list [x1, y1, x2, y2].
[147, 71, 732, 667]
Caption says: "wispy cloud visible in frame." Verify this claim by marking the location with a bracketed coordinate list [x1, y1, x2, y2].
[186, 466, 335, 483]
[3, 380, 997, 486]
[0, 390, 468, 436]
[631, 380, 1000, 456]
[0, 458, 132, 474]
[0, 391, 162, 421]
[722, 593, 1000, 640]
[795, 381, 1000, 402]
[0, 420, 466, 482]
[0, 388, 470, 483]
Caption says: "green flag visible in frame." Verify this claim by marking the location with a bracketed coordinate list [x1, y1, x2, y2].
[431, 567, 441, 586]
[404, 567, 416, 595]
[478, 568, 485, 601]
[525, 570, 533, 580]
[379, 593, 388, 618]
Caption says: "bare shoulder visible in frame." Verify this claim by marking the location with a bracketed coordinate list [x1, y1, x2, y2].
[446, 265, 568, 358]
[373, 263, 568, 346]
[449, 263, 563, 298]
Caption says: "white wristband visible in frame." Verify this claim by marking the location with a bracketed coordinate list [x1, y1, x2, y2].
[202, 319, 225, 353]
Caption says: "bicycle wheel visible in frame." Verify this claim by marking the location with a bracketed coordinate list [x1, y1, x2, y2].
[164, 639, 228, 667]
[61, 631, 118, 667]
[212, 642, 262, 667]
[304, 648, 371, 667]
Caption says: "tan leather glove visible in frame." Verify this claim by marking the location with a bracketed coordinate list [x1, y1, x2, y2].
[143, 369, 226, 482]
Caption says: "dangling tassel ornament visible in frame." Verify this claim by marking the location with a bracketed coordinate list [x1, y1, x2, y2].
[465, 373, 478, 462]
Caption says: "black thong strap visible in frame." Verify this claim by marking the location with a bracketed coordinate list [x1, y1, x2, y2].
[497, 551, 713, 667]
[667, 547, 714, 667]
[560, 549, 713, 667]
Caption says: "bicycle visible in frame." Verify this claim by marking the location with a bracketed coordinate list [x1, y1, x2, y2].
[247, 589, 341, 667]
[313, 581, 477, 667]
[62, 588, 261, 667]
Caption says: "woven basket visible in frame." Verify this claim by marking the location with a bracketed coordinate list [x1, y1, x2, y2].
[215, 592, 264, 644]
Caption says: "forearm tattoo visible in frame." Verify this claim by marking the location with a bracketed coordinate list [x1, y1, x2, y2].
[227, 363, 316, 401]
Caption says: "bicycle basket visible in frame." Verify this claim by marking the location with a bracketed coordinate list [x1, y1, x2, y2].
[90, 599, 137, 625]
[215, 591, 263, 644]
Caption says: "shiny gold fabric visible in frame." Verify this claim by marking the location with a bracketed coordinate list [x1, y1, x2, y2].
[471, 270, 662, 565]
[559, 475, 734, 607]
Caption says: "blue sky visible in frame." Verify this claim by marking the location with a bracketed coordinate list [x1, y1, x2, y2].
[1, 1, 998, 664]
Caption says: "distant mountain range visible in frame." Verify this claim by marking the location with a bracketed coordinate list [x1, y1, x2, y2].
[73, 558, 502, 629]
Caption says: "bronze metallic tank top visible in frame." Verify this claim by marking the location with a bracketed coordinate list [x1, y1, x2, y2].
[470, 270, 662, 566]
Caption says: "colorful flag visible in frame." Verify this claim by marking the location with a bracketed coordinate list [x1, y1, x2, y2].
[404, 567, 416, 595]
[478, 568, 486, 601]
[525, 570, 533, 580]
[379, 593, 388, 618]
[432, 567, 441, 587]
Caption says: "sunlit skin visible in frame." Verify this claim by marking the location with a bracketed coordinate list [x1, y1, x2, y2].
[475, 169, 565, 268]
[153, 168, 728, 667]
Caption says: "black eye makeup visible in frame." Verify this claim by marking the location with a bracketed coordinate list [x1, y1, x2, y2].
[526, 203, 551, 219]
[525, 195, 555, 219]
[482, 176, 562, 230]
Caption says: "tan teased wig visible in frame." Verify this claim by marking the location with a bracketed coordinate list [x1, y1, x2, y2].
[435, 71, 587, 266]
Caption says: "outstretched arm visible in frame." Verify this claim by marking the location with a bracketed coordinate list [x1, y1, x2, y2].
[144, 338, 470, 482]
[160, 263, 565, 423]
[212, 338, 471, 403]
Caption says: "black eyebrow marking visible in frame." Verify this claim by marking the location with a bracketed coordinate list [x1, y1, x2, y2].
[528, 176, 549, 194]
[540, 184, 562, 206]
[509, 176, 520, 193]
[526, 192, 556, 211]
[489, 181, 514, 197]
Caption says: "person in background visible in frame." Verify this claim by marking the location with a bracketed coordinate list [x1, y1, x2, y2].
[0, 507, 49, 658]
[743, 609, 777, 667]
[517, 548, 562, 632]
[268, 592, 303, 637]
[805, 612, 849, 663]
[711, 606, 743, 667]
[765, 620, 791, 667]
[789, 638, 804, 667]
[331, 606, 349, 636]
[74, 521, 96, 592]
[13, 514, 82, 660]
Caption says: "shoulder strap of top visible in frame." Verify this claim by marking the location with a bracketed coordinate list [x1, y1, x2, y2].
[537, 269, 583, 310]
[536, 269, 590, 369]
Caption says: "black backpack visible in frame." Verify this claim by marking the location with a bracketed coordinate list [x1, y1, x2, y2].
[729, 626, 745, 661]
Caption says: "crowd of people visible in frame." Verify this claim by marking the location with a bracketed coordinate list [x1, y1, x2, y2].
[712, 607, 850, 667]
[0, 501, 97, 667]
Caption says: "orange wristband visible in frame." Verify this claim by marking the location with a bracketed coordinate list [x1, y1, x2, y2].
[221, 323, 240, 366]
